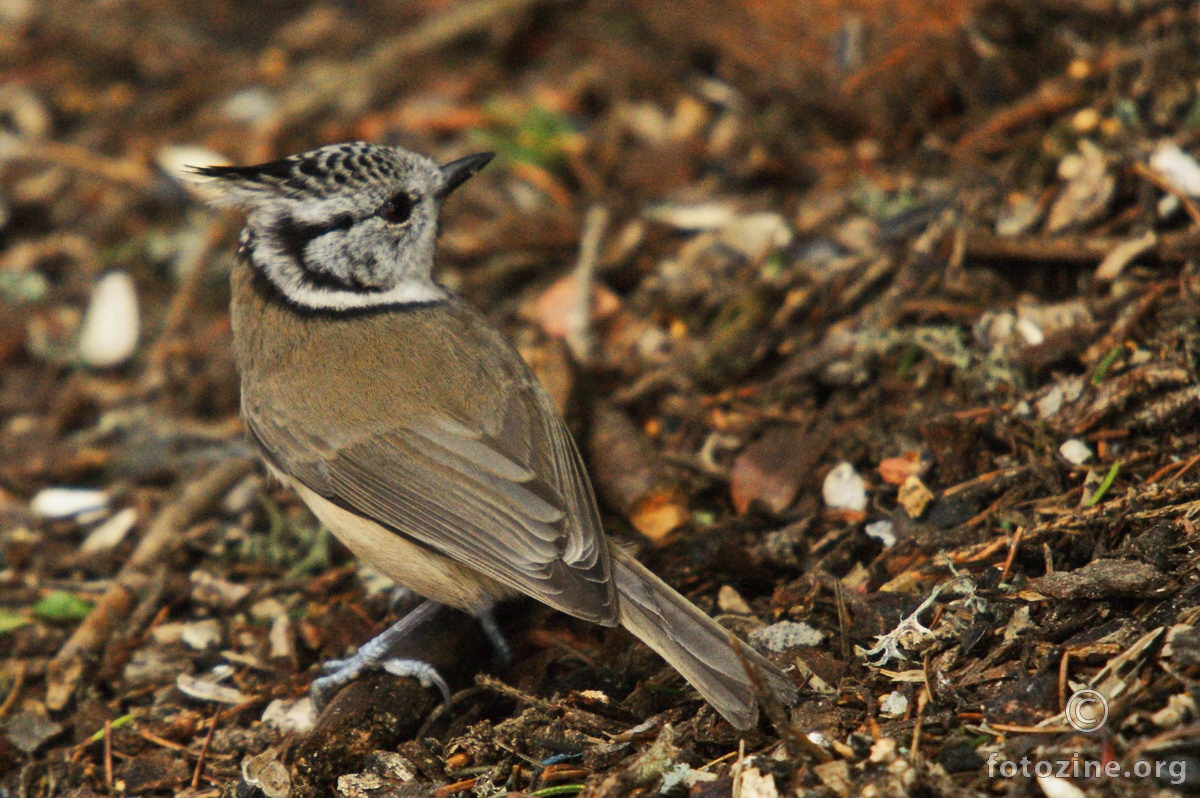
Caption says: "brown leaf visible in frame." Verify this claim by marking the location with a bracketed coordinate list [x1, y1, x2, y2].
[527, 274, 622, 339]
[730, 424, 829, 515]
[588, 403, 688, 543]
[878, 453, 921, 486]
[629, 487, 691, 542]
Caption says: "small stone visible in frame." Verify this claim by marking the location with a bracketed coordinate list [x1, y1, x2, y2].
[644, 202, 736, 230]
[813, 760, 851, 793]
[179, 619, 223, 651]
[864, 519, 896, 547]
[878, 454, 921, 486]
[221, 474, 263, 514]
[717, 585, 752, 614]
[337, 773, 384, 798]
[150, 622, 184, 645]
[261, 698, 316, 734]
[1059, 439, 1093, 465]
[78, 272, 139, 368]
[995, 193, 1041, 237]
[0, 84, 51, 138]
[80, 507, 137, 553]
[6, 712, 63, 754]
[1014, 316, 1044, 346]
[1035, 377, 1085, 420]
[735, 765, 780, 798]
[1149, 141, 1200, 198]
[822, 462, 867, 512]
[1029, 559, 1167, 600]
[1037, 775, 1086, 798]
[30, 487, 108, 520]
[221, 88, 278, 125]
[242, 749, 292, 798]
[1071, 107, 1100, 133]
[268, 614, 295, 661]
[750, 620, 825, 651]
[717, 212, 793, 261]
[123, 646, 192, 687]
[878, 690, 908, 717]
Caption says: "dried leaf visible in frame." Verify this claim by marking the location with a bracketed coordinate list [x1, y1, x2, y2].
[588, 403, 688, 542]
[897, 475, 933, 519]
[730, 425, 828, 514]
[528, 273, 621, 339]
[878, 454, 921, 486]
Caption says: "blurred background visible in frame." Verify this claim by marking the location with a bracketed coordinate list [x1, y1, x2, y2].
[3, 1, 1200, 795]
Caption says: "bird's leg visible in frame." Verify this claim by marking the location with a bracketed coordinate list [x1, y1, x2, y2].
[311, 598, 450, 710]
[474, 608, 511, 666]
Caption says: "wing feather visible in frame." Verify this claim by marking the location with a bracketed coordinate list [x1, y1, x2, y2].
[245, 386, 618, 624]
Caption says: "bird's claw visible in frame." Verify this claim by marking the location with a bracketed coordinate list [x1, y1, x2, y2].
[311, 652, 450, 710]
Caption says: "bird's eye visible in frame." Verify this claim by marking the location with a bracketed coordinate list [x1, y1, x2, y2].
[378, 192, 416, 224]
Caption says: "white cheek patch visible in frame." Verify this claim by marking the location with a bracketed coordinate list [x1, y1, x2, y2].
[280, 276, 447, 311]
[250, 230, 446, 311]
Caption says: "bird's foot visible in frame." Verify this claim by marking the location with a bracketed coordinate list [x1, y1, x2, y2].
[310, 599, 450, 710]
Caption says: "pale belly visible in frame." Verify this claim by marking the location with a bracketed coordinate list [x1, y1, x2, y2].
[280, 473, 511, 612]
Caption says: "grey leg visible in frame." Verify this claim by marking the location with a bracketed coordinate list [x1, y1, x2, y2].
[475, 608, 511, 666]
[311, 599, 450, 709]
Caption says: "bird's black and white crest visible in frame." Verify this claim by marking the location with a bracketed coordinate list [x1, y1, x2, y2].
[193, 142, 492, 311]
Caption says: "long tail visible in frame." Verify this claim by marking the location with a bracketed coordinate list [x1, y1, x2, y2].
[609, 543, 797, 729]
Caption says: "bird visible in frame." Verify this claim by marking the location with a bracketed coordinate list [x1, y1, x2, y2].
[194, 141, 797, 729]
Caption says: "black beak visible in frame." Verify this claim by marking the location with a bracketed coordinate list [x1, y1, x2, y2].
[437, 152, 494, 199]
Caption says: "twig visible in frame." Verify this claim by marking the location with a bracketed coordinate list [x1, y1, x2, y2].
[45, 457, 256, 709]
[1081, 281, 1172, 367]
[1058, 652, 1070, 714]
[909, 686, 929, 766]
[966, 227, 1200, 265]
[987, 722, 1074, 734]
[0, 661, 27, 719]
[952, 80, 1081, 157]
[434, 778, 478, 797]
[136, 728, 191, 753]
[104, 720, 114, 791]
[474, 673, 557, 711]
[731, 739, 747, 798]
[999, 526, 1025, 583]
[566, 205, 610, 365]
[191, 710, 220, 789]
